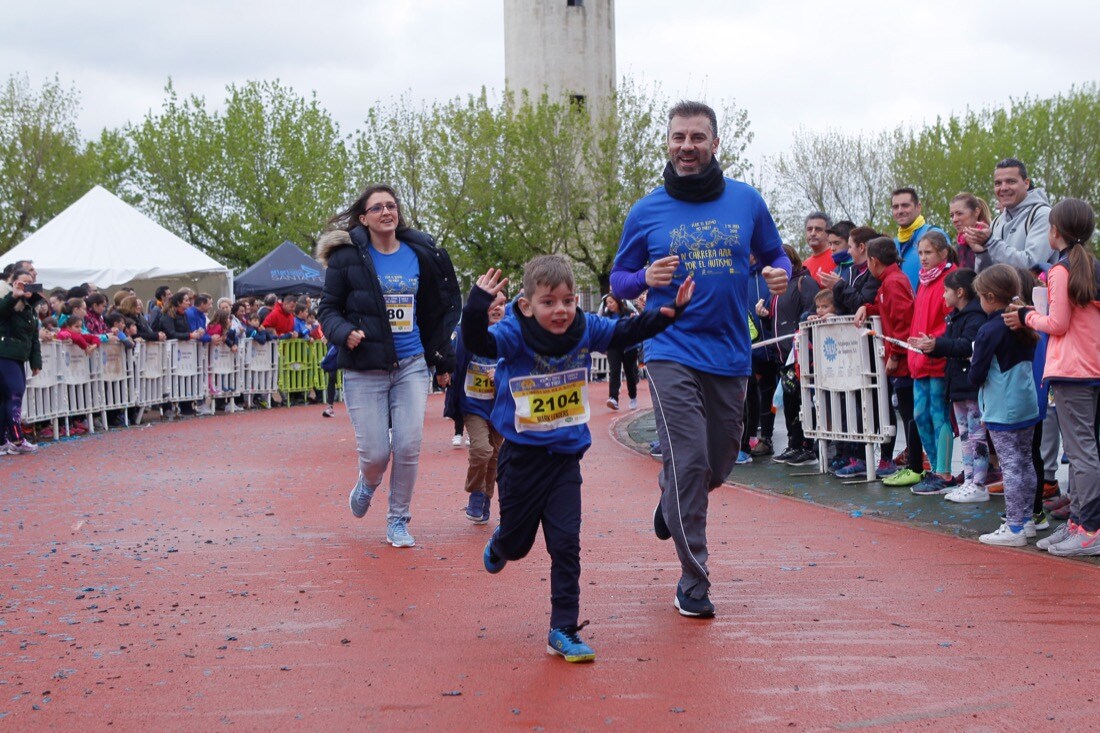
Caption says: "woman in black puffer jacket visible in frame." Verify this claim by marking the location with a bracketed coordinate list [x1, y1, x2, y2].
[317, 184, 460, 548]
[0, 269, 44, 454]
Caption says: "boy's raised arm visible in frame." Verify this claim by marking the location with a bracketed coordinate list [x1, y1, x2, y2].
[461, 268, 508, 360]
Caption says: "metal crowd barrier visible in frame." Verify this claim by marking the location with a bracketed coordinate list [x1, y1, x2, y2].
[21, 337, 311, 439]
[795, 315, 895, 480]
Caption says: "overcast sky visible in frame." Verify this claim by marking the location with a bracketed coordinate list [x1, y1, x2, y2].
[4, 0, 1098, 172]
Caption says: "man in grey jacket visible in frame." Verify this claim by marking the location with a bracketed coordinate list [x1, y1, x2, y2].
[966, 158, 1055, 272]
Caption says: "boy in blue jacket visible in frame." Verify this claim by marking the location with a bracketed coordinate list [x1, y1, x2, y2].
[462, 256, 693, 663]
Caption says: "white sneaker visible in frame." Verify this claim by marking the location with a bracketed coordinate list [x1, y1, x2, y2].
[11, 440, 38, 454]
[606, 398, 619, 410]
[945, 483, 989, 503]
[629, 398, 638, 410]
[0, 442, 14, 456]
[1038, 521, 1074, 550]
[451, 435, 463, 447]
[979, 522, 1028, 547]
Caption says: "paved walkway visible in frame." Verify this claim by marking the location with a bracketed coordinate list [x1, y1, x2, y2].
[1, 384, 1097, 731]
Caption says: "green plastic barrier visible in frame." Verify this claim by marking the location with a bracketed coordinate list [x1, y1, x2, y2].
[276, 339, 342, 403]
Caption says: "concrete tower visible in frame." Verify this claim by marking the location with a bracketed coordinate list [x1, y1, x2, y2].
[503, 0, 616, 118]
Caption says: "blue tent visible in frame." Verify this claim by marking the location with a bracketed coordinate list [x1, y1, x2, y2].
[234, 240, 326, 297]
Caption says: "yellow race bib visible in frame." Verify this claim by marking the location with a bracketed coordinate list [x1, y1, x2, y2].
[464, 360, 496, 400]
[384, 294, 415, 333]
[508, 368, 590, 433]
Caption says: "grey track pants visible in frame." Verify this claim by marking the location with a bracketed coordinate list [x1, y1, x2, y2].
[648, 360, 748, 599]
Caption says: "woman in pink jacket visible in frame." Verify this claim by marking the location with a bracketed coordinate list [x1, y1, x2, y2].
[1008, 198, 1100, 557]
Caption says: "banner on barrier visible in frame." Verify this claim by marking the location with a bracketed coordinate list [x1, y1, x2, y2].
[174, 342, 199, 376]
[815, 326, 865, 392]
[101, 344, 128, 380]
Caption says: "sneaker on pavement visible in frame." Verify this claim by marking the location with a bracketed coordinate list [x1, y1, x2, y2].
[1031, 511, 1050, 532]
[979, 522, 1028, 547]
[736, 450, 752, 465]
[547, 623, 596, 663]
[1047, 525, 1100, 557]
[483, 528, 506, 573]
[0, 442, 14, 456]
[945, 483, 990, 503]
[787, 449, 818, 467]
[882, 468, 923, 487]
[1037, 521, 1075, 551]
[386, 518, 415, 548]
[11, 440, 38, 454]
[653, 500, 671, 541]
[321, 406, 335, 418]
[628, 398, 638, 410]
[1050, 503, 1071, 520]
[997, 511, 1044, 538]
[827, 456, 849, 473]
[875, 459, 899, 478]
[1043, 494, 1070, 512]
[1041, 480, 1060, 500]
[465, 491, 488, 523]
[349, 474, 373, 519]
[606, 397, 619, 410]
[451, 434, 463, 447]
[750, 437, 773, 457]
[648, 440, 662, 460]
[835, 459, 868, 478]
[674, 587, 715, 618]
[911, 473, 953, 495]
[773, 447, 800, 464]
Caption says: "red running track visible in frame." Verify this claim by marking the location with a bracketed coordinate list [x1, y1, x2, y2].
[1, 383, 1097, 731]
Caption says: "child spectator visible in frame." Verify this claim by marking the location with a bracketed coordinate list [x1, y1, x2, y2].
[463, 256, 693, 663]
[1012, 198, 1100, 556]
[452, 295, 508, 525]
[57, 314, 99, 352]
[104, 312, 134, 351]
[812, 289, 836, 319]
[84, 293, 110, 337]
[827, 221, 855, 283]
[293, 303, 312, 339]
[245, 314, 272, 344]
[906, 231, 957, 495]
[970, 264, 1039, 546]
[855, 237, 919, 485]
[912, 268, 988, 501]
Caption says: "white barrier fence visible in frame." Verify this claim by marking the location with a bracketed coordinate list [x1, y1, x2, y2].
[796, 315, 895, 480]
[21, 338, 277, 439]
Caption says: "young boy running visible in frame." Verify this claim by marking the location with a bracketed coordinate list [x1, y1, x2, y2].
[462, 256, 693, 663]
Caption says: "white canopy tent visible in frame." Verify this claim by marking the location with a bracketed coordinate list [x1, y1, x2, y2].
[0, 186, 233, 301]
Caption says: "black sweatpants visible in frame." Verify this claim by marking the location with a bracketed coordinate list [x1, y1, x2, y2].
[495, 440, 584, 630]
[606, 347, 639, 402]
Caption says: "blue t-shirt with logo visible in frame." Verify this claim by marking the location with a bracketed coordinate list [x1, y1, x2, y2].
[612, 180, 787, 377]
[369, 243, 421, 359]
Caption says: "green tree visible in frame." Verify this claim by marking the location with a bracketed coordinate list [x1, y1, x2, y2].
[0, 74, 97, 253]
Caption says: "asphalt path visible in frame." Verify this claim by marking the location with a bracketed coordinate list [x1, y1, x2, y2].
[1, 384, 1097, 730]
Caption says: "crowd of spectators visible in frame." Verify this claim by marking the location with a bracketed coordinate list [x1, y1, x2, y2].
[0, 262, 327, 444]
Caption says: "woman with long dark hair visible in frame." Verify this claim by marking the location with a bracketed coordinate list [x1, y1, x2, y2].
[598, 293, 639, 410]
[317, 185, 461, 548]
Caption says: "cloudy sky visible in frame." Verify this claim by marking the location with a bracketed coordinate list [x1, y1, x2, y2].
[4, 0, 1098, 171]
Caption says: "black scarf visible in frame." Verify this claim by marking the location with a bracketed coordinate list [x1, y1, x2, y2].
[517, 307, 586, 358]
[662, 157, 726, 203]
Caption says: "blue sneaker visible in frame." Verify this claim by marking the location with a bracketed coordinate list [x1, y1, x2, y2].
[674, 586, 715, 618]
[547, 623, 595, 663]
[835, 459, 867, 478]
[736, 450, 752, 465]
[386, 518, 415, 547]
[349, 474, 373, 519]
[483, 528, 506, 573]
[648, 440, 662, 460]
[465, 491, 488, 524]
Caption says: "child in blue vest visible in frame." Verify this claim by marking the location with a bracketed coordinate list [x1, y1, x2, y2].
[462, 256, 693, 663]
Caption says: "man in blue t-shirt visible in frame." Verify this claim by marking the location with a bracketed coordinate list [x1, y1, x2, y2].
[610, 100, 792, 619]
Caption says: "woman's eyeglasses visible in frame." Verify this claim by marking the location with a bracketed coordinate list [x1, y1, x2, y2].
[366, 202, 399, 215]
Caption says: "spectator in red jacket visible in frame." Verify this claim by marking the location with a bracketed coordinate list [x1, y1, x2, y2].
[855, 237, 921, 484]
[57, 314, 99, 352]
[262, 293, 298, 337]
